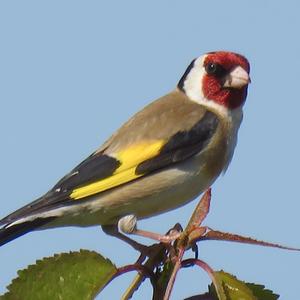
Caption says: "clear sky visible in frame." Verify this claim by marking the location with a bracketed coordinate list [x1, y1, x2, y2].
[0, 1, 299, 299]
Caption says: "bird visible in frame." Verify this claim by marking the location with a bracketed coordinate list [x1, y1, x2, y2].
[0, 51, 250, 247]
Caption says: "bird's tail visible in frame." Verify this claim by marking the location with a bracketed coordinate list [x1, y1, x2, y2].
[0, 217, 55, 247]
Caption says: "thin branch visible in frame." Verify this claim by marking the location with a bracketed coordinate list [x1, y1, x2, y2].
[181, 259, 224, 300]
[163, 247, 185, 300]
[181, 259, 217, 289]
[121, 274, 146, 300]
[114, 264, 155, 282]
[122, 243, 168, 300]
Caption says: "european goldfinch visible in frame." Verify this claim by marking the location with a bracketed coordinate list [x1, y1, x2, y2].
[0, 51, 250, 246]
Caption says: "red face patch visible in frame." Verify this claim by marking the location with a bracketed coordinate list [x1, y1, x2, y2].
[202, 52, 250, 109]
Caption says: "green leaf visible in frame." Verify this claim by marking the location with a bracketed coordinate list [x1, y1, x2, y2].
[209, 271, 279, 300]
[213, 271, 256, 300]
[1, 249, 117, 300]
[246, 283, 279, 300]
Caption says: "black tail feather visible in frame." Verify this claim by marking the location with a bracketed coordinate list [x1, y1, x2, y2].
[0, 217, 56, 247]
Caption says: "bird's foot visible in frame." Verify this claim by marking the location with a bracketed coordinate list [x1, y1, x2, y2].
[118, 214, 182, 244]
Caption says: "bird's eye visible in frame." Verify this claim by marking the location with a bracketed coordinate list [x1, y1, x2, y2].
[205, 62, 226, 77]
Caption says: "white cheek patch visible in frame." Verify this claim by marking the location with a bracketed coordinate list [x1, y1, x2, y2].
[183, 56, 206, 103]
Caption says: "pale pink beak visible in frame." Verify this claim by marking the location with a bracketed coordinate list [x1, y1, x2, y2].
[223, 66, 250, 89]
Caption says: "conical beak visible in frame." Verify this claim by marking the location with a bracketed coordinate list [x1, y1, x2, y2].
[223, 66, 250, 89]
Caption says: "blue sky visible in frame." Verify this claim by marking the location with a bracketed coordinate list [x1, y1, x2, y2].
[0, 1, 299, 299]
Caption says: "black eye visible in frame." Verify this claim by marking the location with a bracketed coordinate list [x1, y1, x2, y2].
[205, 62, 226, 77]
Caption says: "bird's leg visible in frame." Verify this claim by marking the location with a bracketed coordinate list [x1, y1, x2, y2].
[118, 215, 182, 244]
[101, 223, 149, 254]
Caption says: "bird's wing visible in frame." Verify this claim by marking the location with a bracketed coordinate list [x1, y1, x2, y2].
[0, 91, 219, 224]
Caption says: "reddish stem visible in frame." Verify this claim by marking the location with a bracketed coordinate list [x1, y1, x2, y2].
[107, 263, 156, 289]
[181, 258, 217, 286]
[163, 246, 185, 300]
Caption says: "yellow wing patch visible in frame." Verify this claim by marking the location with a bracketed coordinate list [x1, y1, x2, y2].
[70, 140, 165, 200]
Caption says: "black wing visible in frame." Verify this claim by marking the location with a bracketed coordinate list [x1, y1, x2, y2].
[136, 110, 219, 174]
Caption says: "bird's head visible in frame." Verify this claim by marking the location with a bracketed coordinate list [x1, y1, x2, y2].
[178, 51, 250, 111]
